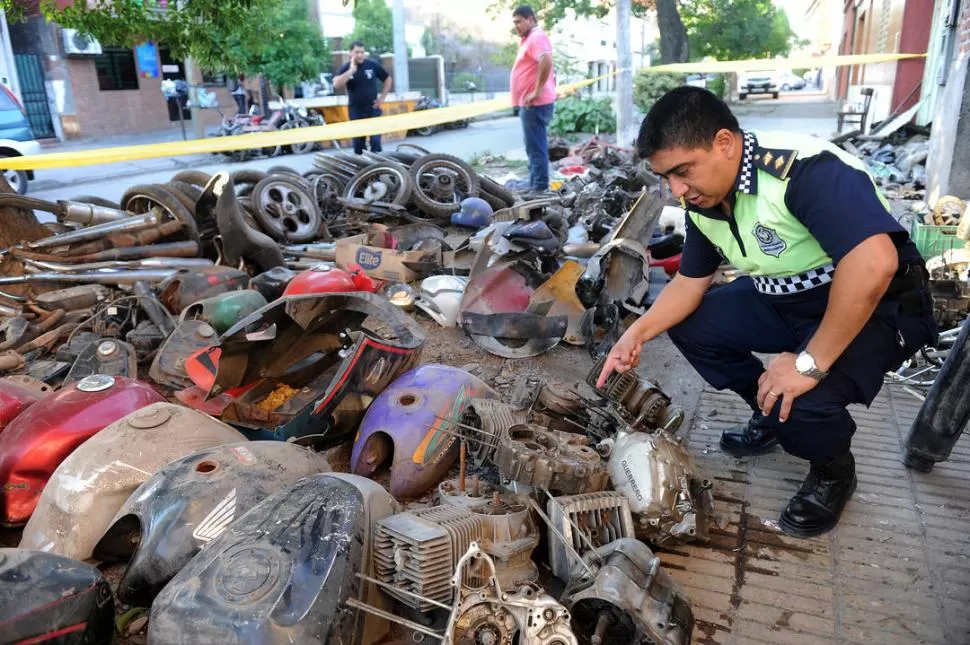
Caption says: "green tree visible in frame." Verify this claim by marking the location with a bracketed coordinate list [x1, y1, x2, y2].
[679, 0, 799, 60]
[1, 0, 277, 72]
[346, 0, 393, 55]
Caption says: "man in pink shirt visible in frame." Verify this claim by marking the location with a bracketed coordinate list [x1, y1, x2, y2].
[511, 5, 556, 192]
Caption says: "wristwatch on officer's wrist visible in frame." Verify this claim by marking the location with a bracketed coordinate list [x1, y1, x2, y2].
[795, 351, 828, 380]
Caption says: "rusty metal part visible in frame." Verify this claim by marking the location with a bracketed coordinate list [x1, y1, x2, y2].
[438, 476, 500, 511]
[158, 266, 250, 314]
[337, 196, 408, 222]
[201, 171, 285, 272]
[0, 269, 183, 286]
[64, 339, 138, 383]
[149, 320, 218, 390]
[373, 505, 484, 612]
[60, 201, 130, 226]
[546, 492, 637, 582]
[23, 257, 211, 274]
[59, 220, 184, 258]
[33, 285, 109, 312]
[461, 398, 528, 467]
[120, 184, 200, 246]
[469, 495, 540, 590]
[443, 542, 577, 645]
[132, 282, 175, 336]
[587, 355, 683, 433]
[27, 213, 159, 251]
[17, 241, 201, 265]
[494, 423, 609, 495]
[561, 538, 694, 645]
[607, 428, 714, 544]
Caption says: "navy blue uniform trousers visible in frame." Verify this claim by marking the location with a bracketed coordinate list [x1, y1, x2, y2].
[667, 277, 937, 462]
[348, 105, 383, 154]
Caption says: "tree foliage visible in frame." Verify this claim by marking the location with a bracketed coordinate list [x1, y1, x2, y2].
[679, 0, 800, 60]
[346, 0, 393, 55]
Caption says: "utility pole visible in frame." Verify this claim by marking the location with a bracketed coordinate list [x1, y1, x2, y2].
[615, 0, 635, 148]
[184, 56, 204, 139]
[392, 0, 410, 93]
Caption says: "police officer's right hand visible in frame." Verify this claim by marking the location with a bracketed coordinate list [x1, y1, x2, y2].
[596, 329, 643, 388]
[348, 59, 358, 75]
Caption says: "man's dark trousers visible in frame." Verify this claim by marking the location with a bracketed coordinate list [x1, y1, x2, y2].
[520, 103, 553, 191]
[666, 277, 937, 461]
[349, 104, 383, 154]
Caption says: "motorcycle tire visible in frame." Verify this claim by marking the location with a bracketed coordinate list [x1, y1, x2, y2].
[121, 184, 200, 246]
[231, 170, 269, 197]
[268, 165, 301, 177]
[408, 153, 480, 222]
[69, 195, 121, 210]
[165, 180, 203, 216]
[281, 121, 315, 155]
[413, 126, 435, 137]
[479, 175, 517, 208]
[171, 171, 212, 189]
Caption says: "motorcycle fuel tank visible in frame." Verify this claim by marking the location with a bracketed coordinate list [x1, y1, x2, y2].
[0, 548, 114, 645]
[19, 402, 246, 561]
[351, 364, 496, 499]
[0, 375, 165, 527]
[148, 473, 398, 645]
[95, 441, 332, 606]
[0, 375, 50, 434]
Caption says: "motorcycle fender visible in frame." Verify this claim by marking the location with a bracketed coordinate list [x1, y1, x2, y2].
[19, 403, 245, 561]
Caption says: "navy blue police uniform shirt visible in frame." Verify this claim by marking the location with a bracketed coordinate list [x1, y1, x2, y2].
[337, 59, 389, 110]
[678, 137, 921, 292]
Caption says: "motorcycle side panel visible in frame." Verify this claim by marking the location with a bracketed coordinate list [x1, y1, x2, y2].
[0, 548, 114, 645]
[351, 364, 496, 499]
[0, 376, 165, 527]
[19, 402, 245, 561]
[147, 473, 397, 645]
[0, 376, 49, 434]
[95, 441, 332, 606]
[149, 320, 220, 390]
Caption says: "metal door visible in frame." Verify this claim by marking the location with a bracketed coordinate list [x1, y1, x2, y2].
[13, 55, 55, 139]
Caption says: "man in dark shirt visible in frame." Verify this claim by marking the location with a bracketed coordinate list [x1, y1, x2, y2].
[597, 87, 937, 538]
[334, 40, 392, 154]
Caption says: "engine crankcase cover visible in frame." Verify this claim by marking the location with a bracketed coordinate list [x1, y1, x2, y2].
[19, 403, 245, 561]
[0, 375, 50, 435]
[183, 293, 426, 446]
[95, 441, 332, 606]
[0, 548, 114, 645]
[0, 375, 165, 527]
[148, 473, 397, 645]
[351, 364, 496, 499]
[607, 429, 713, 544]
[561, 538, 694, 645]
[493, 424, 609, 496]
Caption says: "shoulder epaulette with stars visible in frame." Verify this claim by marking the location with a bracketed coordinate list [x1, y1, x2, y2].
[753, 145, 798, 180]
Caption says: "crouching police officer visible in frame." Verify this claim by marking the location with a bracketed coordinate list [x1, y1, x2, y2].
[598, 87, 938, 538]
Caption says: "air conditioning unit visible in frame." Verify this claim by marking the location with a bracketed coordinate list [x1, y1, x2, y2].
[62, 29, 103, 56]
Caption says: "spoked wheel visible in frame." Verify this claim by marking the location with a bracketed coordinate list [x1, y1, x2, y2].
[250, 175, 323, 242]
[120, 184, 200, 245]
[344, 162, 414, 206]
[408, 153, 480, 221]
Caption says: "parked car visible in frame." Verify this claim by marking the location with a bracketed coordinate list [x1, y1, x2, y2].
[738, 71, 779, 100]
[779, 73, 806, 91]
[0, 85, 40, 195]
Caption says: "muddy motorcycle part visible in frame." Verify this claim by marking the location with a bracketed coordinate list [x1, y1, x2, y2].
[132, 280, 176, 336]
[250, 266, 297, 301]
[479, 174, 517, 208]
[96, 441, 331, 605]
[249, 173, 325, 243]
[443, 542, 577, 645]
[581, 238, 652, 317]
[0, 375, 165, 527]
[0, 375, 49, 433]
[64, 338, 139, 383]
[147, 474, 398, 645]
[184, 292, 426, 446]
[180, 290, 268, 335]
[546, 492, 636, 583]
[199, 171, 286, 272]
[468, 496, 540, 590]
[493, 424, 609, 496]
[20, 403, 244, 562]
[530, 259, 587, 346]
[121, 183, 201, 246]
[904, 318, 970, 471]
[586, 355, 681, 433]
[0, 549, 114, 645]
[607, 428, 713, 544]
[344, 161, 414, 207]
[460, 398, 528, 467]
[149, 320, 220, 390]
[408, 153, 481, 221]
[351, 364, 496, 499]
[158, 265, 250, 314]
[561, 538, 693, 645]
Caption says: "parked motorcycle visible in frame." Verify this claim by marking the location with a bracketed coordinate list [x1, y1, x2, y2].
[212, 97, 319, 161]
[408, 96, 470, 137]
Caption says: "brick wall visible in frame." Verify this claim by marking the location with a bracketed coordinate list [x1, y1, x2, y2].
[960, 0, 970, 54]
[66, 58, 172, 138]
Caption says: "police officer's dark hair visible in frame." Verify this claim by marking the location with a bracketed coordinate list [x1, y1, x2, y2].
[637, 86, 741, 158]
[350, 40, 366, 50]
[513, 5, 536, 20]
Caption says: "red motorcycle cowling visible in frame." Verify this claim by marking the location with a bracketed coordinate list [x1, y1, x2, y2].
[0, 375, 165, 527]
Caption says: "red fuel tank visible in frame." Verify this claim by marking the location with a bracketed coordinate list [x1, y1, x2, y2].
[0, 375, 165, 527]
[0, 376, 51, 434]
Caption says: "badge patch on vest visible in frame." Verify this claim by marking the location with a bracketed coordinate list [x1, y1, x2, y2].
[753, 223, 787, 257]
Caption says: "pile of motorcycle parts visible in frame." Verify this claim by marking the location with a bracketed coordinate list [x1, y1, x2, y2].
[546, 492, 637, 582]
[588, 354, 685, 433]
[493, 423, 610, 495]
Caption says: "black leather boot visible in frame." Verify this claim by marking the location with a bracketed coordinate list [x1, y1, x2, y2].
[779, 451, 857, 538]
[719, 412, 778, 457]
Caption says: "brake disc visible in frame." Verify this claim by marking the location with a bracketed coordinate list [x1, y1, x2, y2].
[250, 175, 323, 243]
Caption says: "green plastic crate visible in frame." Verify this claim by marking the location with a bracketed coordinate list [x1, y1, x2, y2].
[911, 220, 963, 260]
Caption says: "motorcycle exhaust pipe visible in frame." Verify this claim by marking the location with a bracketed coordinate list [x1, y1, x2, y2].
[24, 257, 213, 273]
[60, 201, 130, 226]
[27, 213, 159, 250]
[0, 269, 181, 286]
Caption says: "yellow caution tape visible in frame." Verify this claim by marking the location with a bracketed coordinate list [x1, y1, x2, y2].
[1, 53, 925, 171]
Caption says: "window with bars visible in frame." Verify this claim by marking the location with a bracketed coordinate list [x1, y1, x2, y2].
[94, 48, 139, 91]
